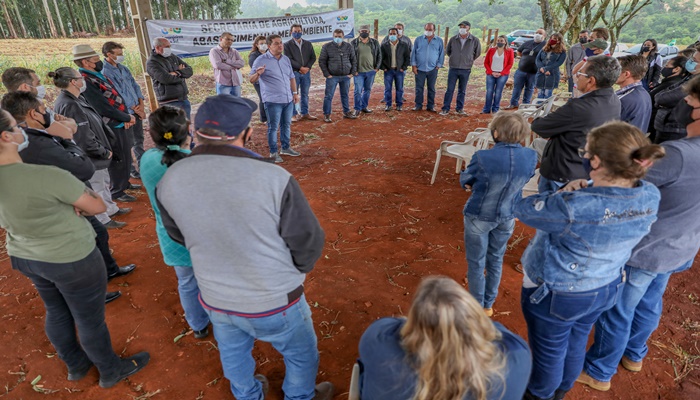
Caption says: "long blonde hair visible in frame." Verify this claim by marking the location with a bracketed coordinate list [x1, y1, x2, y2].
[400, 276, 506, 400]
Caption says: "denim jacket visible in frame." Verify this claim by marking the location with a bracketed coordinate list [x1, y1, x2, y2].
[460, 143, 537, 222]
[515, 181, 660, 302]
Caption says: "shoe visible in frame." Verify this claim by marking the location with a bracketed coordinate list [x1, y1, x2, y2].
[324, 114, 332, 123]
[343, 111, 357, 119]
[193, 326, 209, 339]
[280, 148, 300, 157]
[255, 374, 270, 396]
[402, 96, 407, 102]
[127, 184, 142, 190]
[68, 362, 93, 381]
[479, 111, 491, 114]
[103, 220, 127, 229]
[291, 114, 300, 123]
[113, 194, 137, 203]
[503, 105, 518, 110]
[111, 208, 132, 217]
[456, 110, 468, 116]
[361, 108, 373, 114]
[439, 110, 449, 116]
[384, 106, 392, 111]
[484, 308, 494, 317]
[380, 98, 386, 103]
[314, 381, 335, 400]
[105, 291, 122, 304]
[426, 108, 436, 112]
[108, 264, 136, 281]
[130, 172, 141, 179]
[514, 264, 524, 274]
[270, 152, 283, 163]
[412, 107, 422, 111]
[576, 371, 610, 391]
[396, 106, 403, 111]
[98, 352, 150, 388]
[621, 356, 642, 372]
[301, 114, 318, 120]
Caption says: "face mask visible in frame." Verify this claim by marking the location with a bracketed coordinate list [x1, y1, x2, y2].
[389, 35, 397, 42]
[674, 101, 700, 127]
[686, 58, 698, 74]
[35, 109, 51, 129]
[162, 48, 172, 57]
[259, 44, 268, 51]
[548, 39, 558, 46]
[496, 42, 505, 48]
[582, 157, 596, 175]
[292, 32, 302, 40]
[534, 34, 544, 43]
[93, 60, 104, 72]
[660, 67, 675, 78]
[16, 128, 30, 152]
[35, 85, 46, 100]
[641, 46, 650, 53]
[360, 32, 369, 39]
[397, 29, 403, 35]
[585, 48, 596, 57]
[333, 37, 343, 44]
[115, 55, 125, 64]
[459, 28, 468, 35]
[579, 37, 588, 44]
[425, 31, 434, 37]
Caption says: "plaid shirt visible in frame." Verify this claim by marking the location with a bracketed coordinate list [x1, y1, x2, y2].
[80, 69, 127, 114]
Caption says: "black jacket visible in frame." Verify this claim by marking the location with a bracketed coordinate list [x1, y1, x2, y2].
[351, 37, 382, 70]
[653, 75, 691, 142]
[146, 50, 193, 102]
[283, 39, 317, 72]
[532, 87, 621, 182]
[20, 128, 95, 184]
[319, 41, 357, 77]
[54, 90, 116, 170]
[380, 40, 411, 71]
[81, 74, 132, 128]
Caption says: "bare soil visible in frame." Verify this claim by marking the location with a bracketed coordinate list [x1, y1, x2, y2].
[1, 77, 699, 400]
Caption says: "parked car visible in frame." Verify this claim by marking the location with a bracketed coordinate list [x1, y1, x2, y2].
[510, 33, 536, 50]
[613, 43, 679, 66]
[507, 30, 536, 45]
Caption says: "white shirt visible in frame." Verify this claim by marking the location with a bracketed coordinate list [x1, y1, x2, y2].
[491, 50, 505, 73]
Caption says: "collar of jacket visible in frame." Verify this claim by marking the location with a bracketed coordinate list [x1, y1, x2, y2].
[581, 86, 616, 98]
[190, 143, 271, 162]
[24, 127, 55, 141]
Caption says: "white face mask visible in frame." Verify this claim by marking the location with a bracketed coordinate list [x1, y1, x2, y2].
[397, 29, 403, 36]
[115, 55, 125, 64]
[259, 44, 268, 52]
[459, 28, 468, 35]
[161, 48, 172, 57]
[425, 30, 434, 37]
[534, 34, 544, 43]
[14, 128, 29, 152]
[35, 85, 46, 100]
[78, 80, 87, 93]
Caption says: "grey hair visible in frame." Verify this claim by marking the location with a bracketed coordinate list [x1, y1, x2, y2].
[584, 55, 621, 88]
[152, 37, 169, 48]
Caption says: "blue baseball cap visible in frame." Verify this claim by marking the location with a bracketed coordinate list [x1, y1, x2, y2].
[194, 94, 258, 139]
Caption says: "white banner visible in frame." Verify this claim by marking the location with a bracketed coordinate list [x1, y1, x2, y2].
[145, 9, 355, 58]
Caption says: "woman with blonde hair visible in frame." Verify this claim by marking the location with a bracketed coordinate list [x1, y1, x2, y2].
[535, 32, 567, 99]
[358, 276, 531, 400]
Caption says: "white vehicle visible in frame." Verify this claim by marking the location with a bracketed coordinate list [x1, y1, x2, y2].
[613, 43, 680, 66]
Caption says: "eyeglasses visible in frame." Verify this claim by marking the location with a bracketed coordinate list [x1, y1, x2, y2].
[578, 148, 592, 158]
[575, 72, 589, 78]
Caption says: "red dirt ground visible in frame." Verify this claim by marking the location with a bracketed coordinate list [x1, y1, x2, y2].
[1, 77, 699, 400]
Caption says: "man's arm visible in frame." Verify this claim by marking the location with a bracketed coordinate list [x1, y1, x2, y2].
[374, 40, 382, 70]
[643, 144, 681, 188]
[319, 45, 330, 77]
[175, 57, 193, 78]
[147, 58, 183, 85]
[64, 102, 110, 160]
[445, 37, 452, 57]
[306, 41, 317, 68]
[284, 41, 301, 71]
[531, 102, 576, 139]
[279, 177, 325, 273]
[82, 81, 132, 123]
[349, 44, 358, 75]
[209, 47, 234, 71]
[437, 41, 445, 68]
[473, 39, 482, 60]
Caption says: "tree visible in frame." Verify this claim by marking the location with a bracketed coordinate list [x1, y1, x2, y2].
[602, 0, 654, 52]
[41, 0, 58, 37]
[1, 1, 18, 38]
[52, 0, 67, 36]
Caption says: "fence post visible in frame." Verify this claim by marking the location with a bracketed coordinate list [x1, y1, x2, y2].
[493, 29, 499, 46]
[482, 26, 487, 42]
[373, 19, 379, 39]
[444, 27, 449, 47]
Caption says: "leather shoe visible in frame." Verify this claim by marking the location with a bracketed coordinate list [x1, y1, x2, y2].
[128, 184, 142, 190]
[113, 194, 137, 202]
[103, 220, 127, 229]
[503, 105, 518, 110]
[343, 111, 357, 119]
[576, 371, 611, 391]
[105, 291, 122, 304]
[111, 208, 132, 217]
[301, 114, 318, 120]
[361, 108, 373, 113]
[108, 264, 136, 280]
[193, 326, 210, 339]
[67, 362, 93, 381]
[314, 382, 335, 400]
[99, 352, 150, 388]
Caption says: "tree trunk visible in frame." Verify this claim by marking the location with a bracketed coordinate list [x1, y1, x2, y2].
[163, 0, 170, 19]
[87, 0, 100, 33]
[106, 0, 117, 32]
[540, 0, 555, 33]
[1, 1, 18, 38]
[41, 0, 58, 37]
[52, 0, 67, 36]
[177, 0, 184, 19]
[65, 0, 79, 33]
[11, 0, 27, 38]
[121, 0, 131, 29]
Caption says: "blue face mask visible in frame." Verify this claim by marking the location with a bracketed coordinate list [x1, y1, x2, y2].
[585, 48, 596, 57]
[389, 35, 397, 42]
[582, 157, 595, 175]
[292, 32, 302, 40]
[686, 58, 698, 74]
[333, 37, 343, 44]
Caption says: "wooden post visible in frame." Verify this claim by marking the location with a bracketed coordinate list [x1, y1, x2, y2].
[437, 24, 440, 37]
[493, 29, 499, 46]
[285, 13, 291, 17]
[487, 29, 493, 46]
[482, 26, 486, 42]
[444, 26, 449, 47]
[128, 0, 157, 112]
[337, 0, 354, 9]
[373, 19, 378, 40]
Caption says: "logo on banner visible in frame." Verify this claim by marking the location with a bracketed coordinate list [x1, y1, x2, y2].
[161, 27, 182, 35]
[337, 16, 349, 21]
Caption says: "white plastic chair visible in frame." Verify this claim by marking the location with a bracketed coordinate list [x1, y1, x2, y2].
[552, 92, 572, 110]
[522, 168, 540, 197]
[430, 128, 494, 185]
[516, 95, 556, 120]
[348, 362, 360, 400]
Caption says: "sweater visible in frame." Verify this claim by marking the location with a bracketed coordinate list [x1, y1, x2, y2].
[445, 33, 481, 69]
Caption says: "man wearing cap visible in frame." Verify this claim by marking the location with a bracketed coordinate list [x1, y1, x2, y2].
[506, 28, 547, 109]
[147, 37, 193, 118]
[284, 24, 318, 122]
[250, 34, 301, 163]
[319, 29, 358, 122]
[440, 21, 481, 116]
[155, 94, 334, 400]
[73, 44, 138, 204]
[411, 23, 444, 112]
[351, 25, 382, 116]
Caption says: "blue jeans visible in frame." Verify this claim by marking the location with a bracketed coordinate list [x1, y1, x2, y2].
[537, 88, 554, 99]
[483, 74, 509, 113]
[584, 262, 689, 381]
[293, 71, 311, 115]
[173, 267, 210, 331]
[522, 276, 624, 398]
[264, 101, 293, 154]
[464, 216, 515, 308]
[414, 68, 438, 110]
[167, 99, 191, 120]
[442, 68, 471, 112]
[354, 70, 376, 111]
[204, 295, 319, 400]
[216, 84, 241, 97]
[323, 76, 351, 115]
[383, 69, 405, 107]
[509, 70, 536, 107]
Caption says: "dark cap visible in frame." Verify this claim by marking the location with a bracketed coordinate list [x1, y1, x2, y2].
[583, 38, 608, 50]
[459, 21, 471, 27]
[194, 94, 258, 139]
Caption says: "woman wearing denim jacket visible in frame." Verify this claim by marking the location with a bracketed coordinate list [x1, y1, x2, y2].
[460, 112, 537, 316]
[515, 121, 664, 400]
[535, 33, 567, 99]
[140, 106, 210, 339]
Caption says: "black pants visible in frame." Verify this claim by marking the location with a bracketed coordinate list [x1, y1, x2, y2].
[253, 83, 268, 122]
[10, 248, 121, 378]
[87, 215, 119, 276]
[130, 118, 144, 174]
[108, 125, 134, 198]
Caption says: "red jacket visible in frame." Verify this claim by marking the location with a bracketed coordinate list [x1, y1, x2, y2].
[484, 47, 514, 76]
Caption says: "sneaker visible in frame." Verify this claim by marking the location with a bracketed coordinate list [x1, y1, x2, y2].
[130, 171, 141, 179]
[98, 352, 150, 388]
[128, 183, 142, 190]
[281, 148, 300, 157]
[384, 106, 392, 111]
[439, 110, 449, 116]
[255, 374, 270, 396]
[193, 326, 209, 339]
[301, 114, 318, 121]
[361, 108, 373, 114]
[576, 371, 611, 392]
[412, 107, 422, 111]
[620, 356, 642, 372]
[396, 106, 403, 111]
[270, 152, 283, 163]
[111, 207, 132, 217]
[479, 111, 491, 114]
[314, 381, 335, 400]
[291, 114, 301, 123]
[113, 194, 137, 203]
[324, 114, 332, 123]
[456, 110, 469, 116]
[426, 108, 436, 113]
[103, 220, 127, 229]
[343, 111, 357, 119]
[503, 105, 518, 110]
